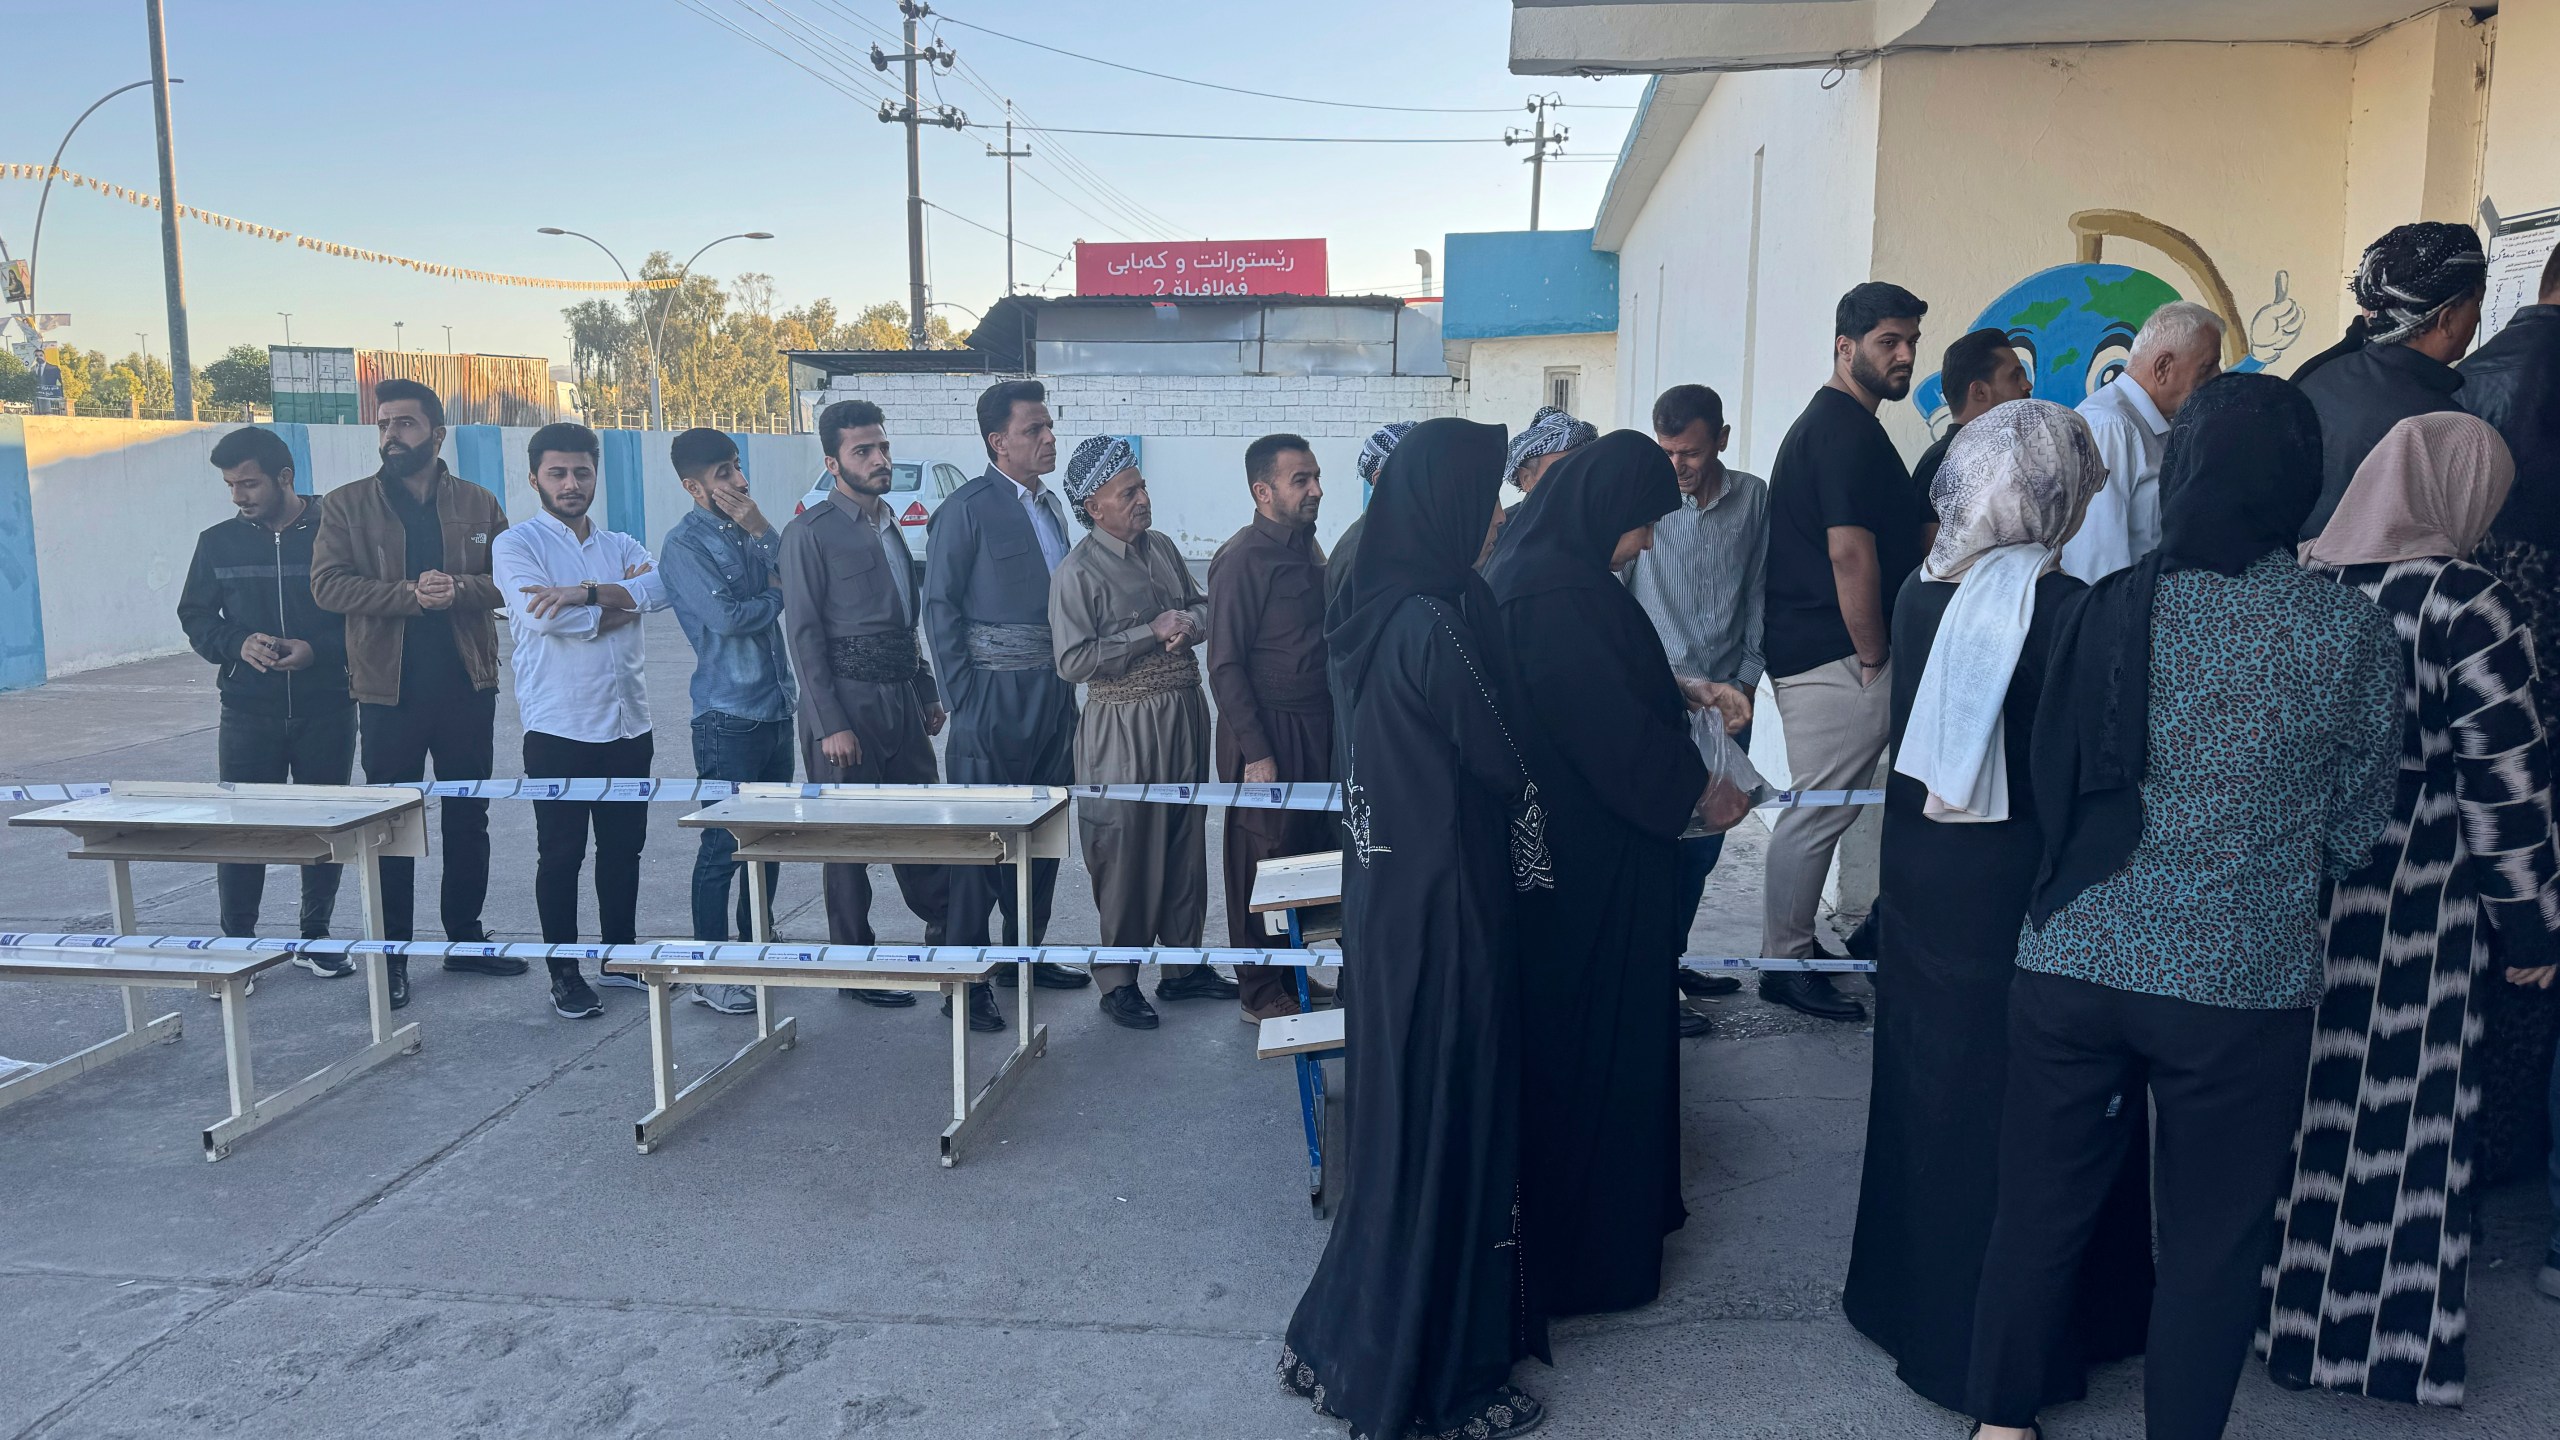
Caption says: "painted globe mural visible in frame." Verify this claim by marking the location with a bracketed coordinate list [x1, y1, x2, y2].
[1912, 261, 2265, 428]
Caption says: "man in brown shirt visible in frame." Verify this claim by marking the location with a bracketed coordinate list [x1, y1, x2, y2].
[781, 399, 951, 1011]
[1208, 434, 1339, 1021]
[310, 377, 511, 1008]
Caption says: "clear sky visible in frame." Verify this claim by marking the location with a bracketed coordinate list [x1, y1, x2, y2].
[5, 1, 1641, 367]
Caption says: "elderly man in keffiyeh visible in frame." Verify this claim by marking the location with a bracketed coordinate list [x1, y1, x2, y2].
[1047, 434, 1229, 1029]
[1505, 404, 1599, 501]
[2298, 220, 2490, 539]
[1327, 419, 1420, 609]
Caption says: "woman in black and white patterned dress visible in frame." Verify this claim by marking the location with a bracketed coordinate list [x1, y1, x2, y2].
[2267, 412, 2560, 1406]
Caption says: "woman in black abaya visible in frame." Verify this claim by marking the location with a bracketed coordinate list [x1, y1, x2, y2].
[1840, 399, 2153, 1414]
[1482, 430, 1704, 1316]
[1281, 417, 1556, 1440]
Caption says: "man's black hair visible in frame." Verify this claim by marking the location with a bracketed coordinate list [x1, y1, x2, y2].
[670, 427, 740, 479]
[1835, 281, 1929, 340]
[526, 421, 600, 471]
[1938, 328, 2015, 415]
[818, 398, 887, 459]
[2541, 241, 2560, 303]
[373, 376, 445, 428]
[975, 379, 1046, 461]
[209, 426, 295, 483]
[1243, 432, 1313, 493]
[1651, 384, 1725, 437]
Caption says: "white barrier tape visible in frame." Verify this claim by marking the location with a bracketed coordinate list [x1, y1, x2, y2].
[0, 779, 1884, 812]
[0, 933, 1874, 975]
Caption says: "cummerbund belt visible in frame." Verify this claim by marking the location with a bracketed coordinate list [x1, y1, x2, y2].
[964, 622, 1055, 671]
[827, 631, 923, 684]
[1087, 647, 1202, 705]
[1247, 663, 1329, 712]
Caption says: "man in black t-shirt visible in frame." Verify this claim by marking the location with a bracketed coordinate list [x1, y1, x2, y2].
[1758, 282, 1932, 1021]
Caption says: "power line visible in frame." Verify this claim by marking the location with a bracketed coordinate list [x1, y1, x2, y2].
[671, 0, 892, 105]
[931, 9, 1635, 113]
[923, 199, 1069, 261]
[966, 124, 1506, 144]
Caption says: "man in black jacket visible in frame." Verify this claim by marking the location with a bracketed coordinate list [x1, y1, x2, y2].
[177, 427, 356, 972]
[2298, 222, 2487, 539]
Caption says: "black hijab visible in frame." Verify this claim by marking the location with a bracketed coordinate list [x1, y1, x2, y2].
[1482, 429, 1681, 601]
[1325, 416, 1512, 704]
[2027, 372, 2326, 926]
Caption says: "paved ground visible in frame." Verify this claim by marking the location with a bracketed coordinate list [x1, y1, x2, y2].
[2, 618, 2553, 1439]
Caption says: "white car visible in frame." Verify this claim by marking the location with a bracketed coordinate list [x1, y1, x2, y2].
[795, 457, 976, 569]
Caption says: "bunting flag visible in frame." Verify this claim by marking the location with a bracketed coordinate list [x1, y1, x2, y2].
[1, 163, 679, 292]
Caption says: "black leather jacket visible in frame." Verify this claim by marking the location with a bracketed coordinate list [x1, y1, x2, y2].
[177, 503, 351, 716]
[2298, 340, 2466, 541]
[2461, 304, 2560, 550]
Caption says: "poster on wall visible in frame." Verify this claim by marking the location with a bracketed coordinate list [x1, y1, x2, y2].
[2483, 207, 2560, 342]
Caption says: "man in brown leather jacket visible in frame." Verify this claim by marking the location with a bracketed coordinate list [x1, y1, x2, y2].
[310, 377, 512, 1008]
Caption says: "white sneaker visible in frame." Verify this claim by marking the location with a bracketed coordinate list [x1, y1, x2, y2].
[594, 970, 647, 991]
[687, 983, 757, 1015]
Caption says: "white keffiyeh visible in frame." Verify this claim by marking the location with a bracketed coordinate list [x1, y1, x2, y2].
[1895, 399, 2107, 823]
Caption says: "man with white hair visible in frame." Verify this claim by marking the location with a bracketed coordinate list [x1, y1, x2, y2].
[2061, 300, 2224, 581]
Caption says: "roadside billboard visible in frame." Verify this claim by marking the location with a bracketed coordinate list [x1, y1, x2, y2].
[1075, 239, 1327, 298]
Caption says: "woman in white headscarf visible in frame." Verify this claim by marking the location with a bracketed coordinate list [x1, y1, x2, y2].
[1845, 399, 2153, 1416]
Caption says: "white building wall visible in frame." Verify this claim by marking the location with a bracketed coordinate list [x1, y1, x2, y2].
[1457, 332, 1620, 434]
[1611, 66, 1880, 476]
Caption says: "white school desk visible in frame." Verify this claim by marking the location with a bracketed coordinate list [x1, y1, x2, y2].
[655, 784, 1073, 1165]
[4, 782, 427, 1157]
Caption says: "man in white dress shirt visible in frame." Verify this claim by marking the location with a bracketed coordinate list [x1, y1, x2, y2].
[491, 422, 670, 1020]
[2063, 301, 2224, 581]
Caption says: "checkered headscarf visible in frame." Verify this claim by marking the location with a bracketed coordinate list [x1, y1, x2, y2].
[1063, 435, 1138, 528]
[1503, 404, 1596, 482]
[1357, 421, 1418, 501]
[2352, 222, 2487, 346]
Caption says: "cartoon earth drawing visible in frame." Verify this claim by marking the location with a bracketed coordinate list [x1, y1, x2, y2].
[1913, 210, 2304, 432]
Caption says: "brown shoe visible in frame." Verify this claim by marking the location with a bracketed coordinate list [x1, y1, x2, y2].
[1241, 994, 1302, 1025]
[1302, 973, 1337, 1007]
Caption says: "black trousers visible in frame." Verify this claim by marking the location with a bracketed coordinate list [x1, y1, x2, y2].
[800, 677, 950, 945]
[1968, 970, 2315, 1440]
[215, 703, 357, 938]
[942, 711, 1073, 948]
[360, 687, 495, 942]
[522, 730, 655, 946]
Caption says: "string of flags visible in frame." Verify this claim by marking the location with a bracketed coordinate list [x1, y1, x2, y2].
[1, 163, 680, 292]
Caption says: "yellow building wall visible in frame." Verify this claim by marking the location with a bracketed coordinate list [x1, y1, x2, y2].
[2483, 0, 2560, 217]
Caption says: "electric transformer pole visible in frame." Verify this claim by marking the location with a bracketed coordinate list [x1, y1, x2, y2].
[873, 2, 965, 348]
[1504, 93, 1568, 232]
[986, 100, 1032, 296]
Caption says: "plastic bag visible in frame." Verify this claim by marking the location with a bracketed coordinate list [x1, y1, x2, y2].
[1683, 707, 1770, 837]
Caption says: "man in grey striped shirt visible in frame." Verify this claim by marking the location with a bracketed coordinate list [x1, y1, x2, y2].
[1623, 384, 1767, 1029]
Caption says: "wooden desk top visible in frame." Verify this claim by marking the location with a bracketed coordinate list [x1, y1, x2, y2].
[9, 781, 420, 835]
[1249, 850, 1344, 913]
[680, 785, 1068, 834]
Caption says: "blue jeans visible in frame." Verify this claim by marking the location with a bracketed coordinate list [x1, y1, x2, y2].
[1673, 720, 1752, 934]
[690, 711, 796, 941]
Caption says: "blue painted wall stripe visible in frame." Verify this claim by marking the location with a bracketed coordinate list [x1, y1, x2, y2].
[0, 418, 48, 691]
[272, 421, 317, 496]
[451, 425, 507, 505]
[602, 428, 645, 541]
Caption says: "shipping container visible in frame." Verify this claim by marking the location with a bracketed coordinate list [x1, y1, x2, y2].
[268, 345, 361, 425]
[354, 351, 556, 427]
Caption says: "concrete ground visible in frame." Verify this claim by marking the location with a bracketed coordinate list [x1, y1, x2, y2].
[2, 616, 2554, 1439]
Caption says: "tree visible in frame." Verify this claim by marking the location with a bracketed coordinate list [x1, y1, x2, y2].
[202, 343, 272, 409]
[560, 262, 965, 427]
[0, 350, 30, 405]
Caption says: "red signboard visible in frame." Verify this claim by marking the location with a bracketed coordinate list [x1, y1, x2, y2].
[1075, 239, 1328, 298]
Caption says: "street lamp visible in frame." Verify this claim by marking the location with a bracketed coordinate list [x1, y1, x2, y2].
[442, 324, 454, 354]
[277, 312, 293, 346]
[394, 321, 404, 352]
[538, 227, 773, 430]
[21, 79, 180, 316]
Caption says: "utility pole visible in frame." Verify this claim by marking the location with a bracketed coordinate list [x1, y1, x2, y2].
[986, 100, 1031, 296]
[443, 324, 454, 353]
[1504, 93, 1568, 232]
[145, 0, 194, 418]
[873, 2, 964, 349]
[277, 312, 293, 346]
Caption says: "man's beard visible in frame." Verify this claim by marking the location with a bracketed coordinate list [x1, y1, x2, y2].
[379, 442, 432, 480]
[541, 491, 590, 522]
[1851, 353, 1912, 402]
[844, 465, 892, 496]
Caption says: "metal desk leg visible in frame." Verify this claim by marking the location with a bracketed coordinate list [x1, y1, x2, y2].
[939, 850, 1049, 1167]
[202, 961, 420, 1161]
[109, 859, 152, 1032]
[0, 992, 183, 1116]
[217, 976, 257, 1124]
[1014, 853, 1036, 1049]
[633, 861, 799, 1155]
[1288, 909, 1324, 1206]
[354, 846, 406, 1048]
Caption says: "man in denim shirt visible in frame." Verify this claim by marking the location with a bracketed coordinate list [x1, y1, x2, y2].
[661, 429, 796, 1016]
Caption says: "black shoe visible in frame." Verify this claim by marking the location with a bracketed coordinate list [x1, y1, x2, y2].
[549, 964, 602, 1020]
[992, 960, 1092, 990]
[386, 957, 410, 1010]
[841, 987, 918, 1007]
[940, 981, 1005, 1032]
[1154, 965, 1239, 1002]
[1676, 968, 1743, 998]
[292, 950, 355, 979]
[1099, 983, 1160, 1030]
[442, 951, 528, 977]
[1677, 1003, 1713, 1039]
[1758, 969, 1867, 1022]
[1843, 911, 1880, 961]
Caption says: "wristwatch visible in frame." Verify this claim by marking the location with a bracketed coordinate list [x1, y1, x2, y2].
[581, 582, 599, 608]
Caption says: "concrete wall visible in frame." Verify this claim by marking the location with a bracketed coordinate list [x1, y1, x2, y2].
[1458, 332, 1620, 436]
[2483, 0, 2560, 219]
[1611, 64, 1881, 473]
